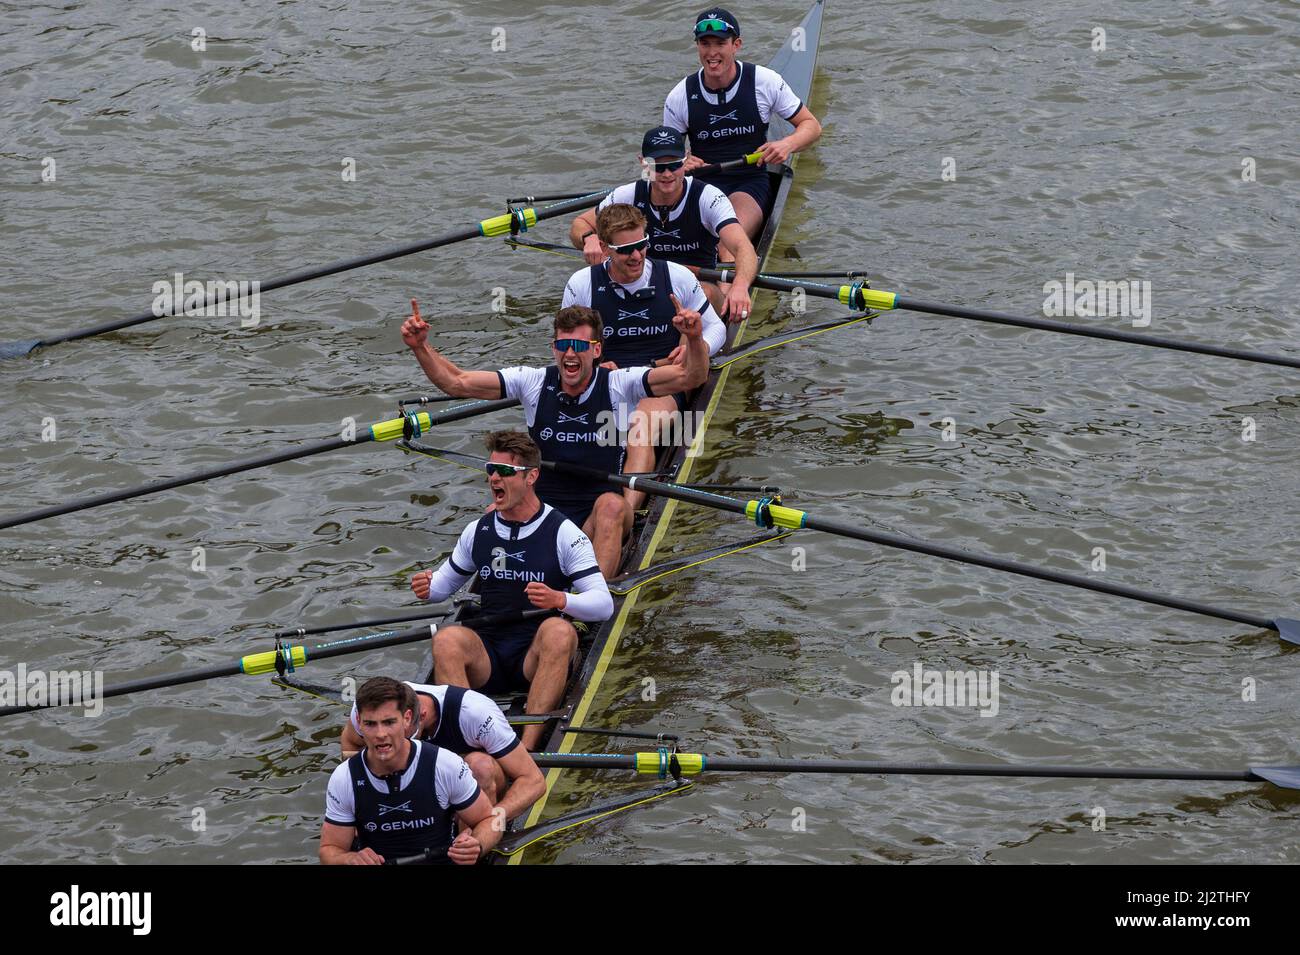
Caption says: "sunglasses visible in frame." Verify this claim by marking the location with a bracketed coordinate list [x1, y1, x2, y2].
[552, 338, 600, 353]
[484, 462, 533, 478]
[695, 18, 736, 37]
[648, 159, 685, 173]
[608, 237, 650, 255]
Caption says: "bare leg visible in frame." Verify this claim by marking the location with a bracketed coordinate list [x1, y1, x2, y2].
[623, 394, 682, 511]
[520, 618, 578, 750]
[583, 491, 633, 579]
[729, 191, 765, 240]
[431, 625, 492, 689]
[700, 279, 726, 315]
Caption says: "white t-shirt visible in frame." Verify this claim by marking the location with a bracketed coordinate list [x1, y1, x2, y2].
[422, 502, 613, 622]
[324, 740, 479, 827]
[597, 177, 740, 239]
[498, 364, 653, 427]
[348, 682, 520, 758]
[561, 259, 726, 357]
[662, 62, 804, 132]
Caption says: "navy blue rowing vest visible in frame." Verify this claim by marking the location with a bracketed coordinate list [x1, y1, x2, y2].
[421, 686, 469, 755]
[631, 178, 719, 269]
[530, 366, 626, 525]
[349, 740, 456, 863]
[468, 502, 577, 650]
[589, 258, 678, 367]
[685, 62, 767, 175]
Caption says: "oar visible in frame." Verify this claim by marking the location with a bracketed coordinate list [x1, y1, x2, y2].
[758, 270, 869, 280]
[0, 397, 519, 532]
[609, 531, 795, 596]
[272, 607, 461, 639]
[0, 608, 547, 718]
[533, 752, 1300, 790]
[527, 461, 1300, 645]
[489, 781, 694, 858]
[397, 439, 775, 496]
[0, 193, 612, 360]
[711, 313, 875, 370]
[706, 268, 1300, 372]
[499, 153, 761, 209]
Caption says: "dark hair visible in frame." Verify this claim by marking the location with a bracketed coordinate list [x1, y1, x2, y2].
[355, 677, 414, 720]
[553, 304, 603, 340]
[596, 203, 647, 243]
[483, 430, 541, 469]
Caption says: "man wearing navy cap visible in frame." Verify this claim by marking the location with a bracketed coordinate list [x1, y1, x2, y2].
[662, 8, 823, 240]
[568, 125, 758, 320]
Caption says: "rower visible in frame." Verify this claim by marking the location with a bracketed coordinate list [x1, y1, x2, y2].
[340, 680, 545, 820]
[568, 126, 758, 320]
[401, 302, 709, 577]
[561, 204, 724, 510]
[320, 677, 498, 865]
[663, 8, 822, 240]
[407, 431, 612, 751]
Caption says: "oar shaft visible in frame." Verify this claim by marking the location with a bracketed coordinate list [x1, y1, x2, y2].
[1, 607, 548, 718]
[895, 296, 1300, 372]
[700, 267, 841, 300]
[0, 659, 243, 716]
[0, 398, 519, 533]
[273, 608, 447, 639]
[793, 509, 1274, 630]
[543, 462, 1275, 633]
[26, 192, 610, 350]
[532, 752, 1262, 784]
[702, 271, 1300, 371]
[0, 435, 356, 531]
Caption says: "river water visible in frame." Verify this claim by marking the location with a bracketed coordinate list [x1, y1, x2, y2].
[1, 0, 1297, 864]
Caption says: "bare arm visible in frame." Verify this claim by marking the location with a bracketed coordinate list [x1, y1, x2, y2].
[647, 297, 709, 395]
[447, 790, 500, 865]
[400, 299, 502, 399]
[492, 747, 547, 822]
[320, 821, 384, 865]
[339, 721, 363, 758]
[785, 105, 823, 152]
[755, 106, 822, 167]
[716, 222, 758, 321]
[569, 208, 605, 264]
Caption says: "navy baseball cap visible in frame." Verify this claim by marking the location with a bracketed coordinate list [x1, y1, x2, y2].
[641, 127, 687, 159]
[694, 9, 740, 38]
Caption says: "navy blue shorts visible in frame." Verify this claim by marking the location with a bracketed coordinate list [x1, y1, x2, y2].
[475, 628, 533, 695]
[698, 170, 771, 213]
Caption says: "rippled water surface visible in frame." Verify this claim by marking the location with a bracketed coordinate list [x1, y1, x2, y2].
[2, 0, 1298, 864]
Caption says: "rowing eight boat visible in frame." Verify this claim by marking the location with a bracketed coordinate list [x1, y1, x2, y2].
[411, 0, 828, 863]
